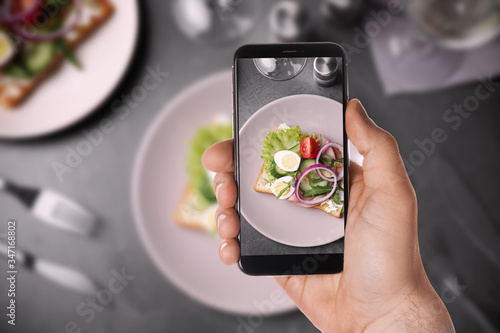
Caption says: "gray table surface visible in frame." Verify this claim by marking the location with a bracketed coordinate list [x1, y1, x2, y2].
[237, 57, 345, 256]
[1, 1, 499, 332]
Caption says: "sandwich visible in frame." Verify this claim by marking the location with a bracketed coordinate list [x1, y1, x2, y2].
[253, 123, 345, 218]
[0, 0, 114, 108]
[174, 117, 232, 234]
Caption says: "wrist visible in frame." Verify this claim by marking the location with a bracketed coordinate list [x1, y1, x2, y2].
[366, 286, 455, 333]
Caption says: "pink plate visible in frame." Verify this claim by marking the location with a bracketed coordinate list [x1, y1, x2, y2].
[132, 71, 297, 314]
[239, 95, 347, 247]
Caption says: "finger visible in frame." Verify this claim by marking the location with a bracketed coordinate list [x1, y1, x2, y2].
[345, 99, 410, 190]
[202, 139, 234, 173]
[219, 239, 240, 265]
[348, 160, 363, 189]
[215, 207, 239, 239]
[213, 172, 237, 209]
[273, 276, 300, 290]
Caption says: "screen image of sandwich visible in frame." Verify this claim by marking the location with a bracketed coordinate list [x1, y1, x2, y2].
[0, 0, 114, 108]
[173, 116, 232, 235]
[253, 123, 344, 217]
[237, 56, 345, 256]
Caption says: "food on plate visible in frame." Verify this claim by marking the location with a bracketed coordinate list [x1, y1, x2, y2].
[0, 0, 114, 108]
[174, 117, 232, 234]
[253, 123, 345, 218]
[270, 175, 295, 200]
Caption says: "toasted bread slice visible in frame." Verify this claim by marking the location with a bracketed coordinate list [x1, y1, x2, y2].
[253, 165, 274, 194]
[253, 163, 343, 218]
[0, 0, 114, 108]
[173, 185, 217, 234]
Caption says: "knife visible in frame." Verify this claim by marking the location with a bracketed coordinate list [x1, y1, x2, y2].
[0, 240, 99, 295]
[0, 177, 98, 236]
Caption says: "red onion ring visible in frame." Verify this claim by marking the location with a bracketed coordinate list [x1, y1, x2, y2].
[0, 0, 42, 25]
[12, 0, 83, 41]
[316, 142, 344, 181]
[295, 164, 337, 205]
[332, 145, 344, 181]
[287, 190, 316, 207]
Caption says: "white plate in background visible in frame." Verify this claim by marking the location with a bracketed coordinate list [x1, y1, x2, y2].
[0, 0, 139, 139]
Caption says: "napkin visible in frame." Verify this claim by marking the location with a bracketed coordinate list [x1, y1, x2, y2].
[369, 14, 500, 95]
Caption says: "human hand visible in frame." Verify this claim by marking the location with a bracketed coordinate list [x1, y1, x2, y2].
[202, 100, 454, 332]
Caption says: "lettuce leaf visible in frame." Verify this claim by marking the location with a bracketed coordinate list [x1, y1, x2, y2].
[187, 122, 232, 204]
[261, 125, 306, 181]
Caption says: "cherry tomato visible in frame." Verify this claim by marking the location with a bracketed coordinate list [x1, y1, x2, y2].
[300, 137, 318, 159]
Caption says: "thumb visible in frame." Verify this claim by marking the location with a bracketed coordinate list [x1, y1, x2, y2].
[346, 99, 410, 191]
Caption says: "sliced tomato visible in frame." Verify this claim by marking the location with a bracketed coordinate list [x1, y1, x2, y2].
[300, 137, 318, 159]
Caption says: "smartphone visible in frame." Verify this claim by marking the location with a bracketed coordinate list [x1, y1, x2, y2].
[233, 43, 349, 276]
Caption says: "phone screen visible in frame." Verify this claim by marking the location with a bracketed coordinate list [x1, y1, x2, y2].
[235, 53, 347, 270]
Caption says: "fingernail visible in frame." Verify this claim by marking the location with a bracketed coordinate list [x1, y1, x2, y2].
[215, 183, 223, 198]
[216, 214, 227, 231]
[219, 240, 228, 253]
[354, 99, 366, 114]
[353, 99, 372, 125]
[354, 98, 363, 108]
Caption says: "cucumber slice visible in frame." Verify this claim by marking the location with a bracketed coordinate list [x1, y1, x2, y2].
[298, 159, 331, 191]
[23, 42, 55, 74]
[299, 159, 316, 173]
[311, 178, 328, 187]
[269, 161, 292, 179]
[4, 62, 32, 79]
[288, 143, 300, 155]
[299, 176, 313, 192]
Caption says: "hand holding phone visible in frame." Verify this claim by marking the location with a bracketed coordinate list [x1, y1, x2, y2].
[202, 99, 454, 332]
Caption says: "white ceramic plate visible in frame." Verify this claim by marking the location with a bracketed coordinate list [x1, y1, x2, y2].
[0, 0, 139, 139]
[240, 95, 351, 247]
[132, 71, 297, 315]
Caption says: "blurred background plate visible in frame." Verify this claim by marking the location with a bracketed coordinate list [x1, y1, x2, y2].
[0, 0, 139, 139]
[132, 71, 297, 315]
